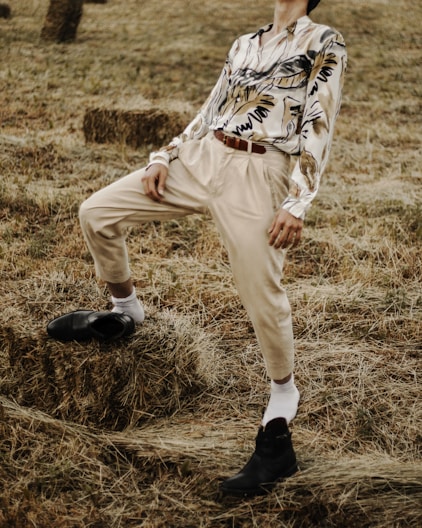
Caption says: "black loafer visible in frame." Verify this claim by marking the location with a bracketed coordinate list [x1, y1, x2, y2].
[220, 418, 298, 497]
[47, 310, 135, 342]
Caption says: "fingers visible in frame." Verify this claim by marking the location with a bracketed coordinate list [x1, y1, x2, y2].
[271, 226, 302, 249]
[290, 227, 302, 248]
[142, 164, 168, 202]
[157, 170, 167, 197]
[268, 210, 303, 249]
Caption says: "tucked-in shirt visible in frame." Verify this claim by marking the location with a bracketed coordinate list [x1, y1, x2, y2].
[149, 16, 347, 219]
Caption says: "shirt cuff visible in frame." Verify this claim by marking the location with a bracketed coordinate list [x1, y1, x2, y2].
[281, 197, 309, 220]
[146, 159, 170, 171]
[148, 150, 170, 169]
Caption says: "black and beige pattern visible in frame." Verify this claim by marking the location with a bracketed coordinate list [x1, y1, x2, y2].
[150, 16, 347, 219]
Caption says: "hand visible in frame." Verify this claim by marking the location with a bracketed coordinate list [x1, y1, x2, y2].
[142, 163, 168, 202]
[268, 209, 303, 250]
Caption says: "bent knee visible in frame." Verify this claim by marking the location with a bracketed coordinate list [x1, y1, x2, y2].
[79, 198, 92, 227]
[78, 197, 104, 235]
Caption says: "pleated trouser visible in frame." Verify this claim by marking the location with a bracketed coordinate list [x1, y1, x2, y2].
[79, 132, 295, 379]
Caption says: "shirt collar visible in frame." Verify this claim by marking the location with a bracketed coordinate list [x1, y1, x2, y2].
[252, 16, 312, 41]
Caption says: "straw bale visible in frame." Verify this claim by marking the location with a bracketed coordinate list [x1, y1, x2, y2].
[83, 107, 188, 148]
[41, 0, 83, 43]
[4, 309, 221, 430]
[0, 3, 10, 18]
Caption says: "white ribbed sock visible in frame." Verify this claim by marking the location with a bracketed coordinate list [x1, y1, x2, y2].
[111, 288, 145, 323]
[262, 376, 300, 426]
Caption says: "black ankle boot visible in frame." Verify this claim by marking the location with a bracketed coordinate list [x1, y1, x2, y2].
[220, 418, 298, 497]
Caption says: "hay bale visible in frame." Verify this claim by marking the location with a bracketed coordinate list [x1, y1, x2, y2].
[0, 3, 10, 18]
[4, 309, 219, 430]
[83, 107, 188, 148]
[41, 0, 83, 43]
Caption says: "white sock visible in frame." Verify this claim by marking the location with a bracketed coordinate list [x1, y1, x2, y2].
[111, 288, 145, 324]
[262, 376, 300, 426]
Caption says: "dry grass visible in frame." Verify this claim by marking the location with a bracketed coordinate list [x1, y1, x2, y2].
[0, 0, 421, 526]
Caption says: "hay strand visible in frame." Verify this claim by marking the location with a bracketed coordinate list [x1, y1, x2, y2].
[1, 397, 421, 527]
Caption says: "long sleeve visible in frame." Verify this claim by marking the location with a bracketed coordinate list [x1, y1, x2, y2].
[282, 32, 347, 219]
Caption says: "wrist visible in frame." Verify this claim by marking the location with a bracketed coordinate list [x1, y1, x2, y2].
[146, 160, 169, 171]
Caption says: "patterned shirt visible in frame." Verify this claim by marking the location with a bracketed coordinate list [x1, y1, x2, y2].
[149, 16, 347, 219]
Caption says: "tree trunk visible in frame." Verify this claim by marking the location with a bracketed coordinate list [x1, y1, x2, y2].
[0, 3, 11, 19]
[41, 0, 83, 43]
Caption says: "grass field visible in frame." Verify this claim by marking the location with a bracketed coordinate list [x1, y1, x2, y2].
[0, 0, 421, 526]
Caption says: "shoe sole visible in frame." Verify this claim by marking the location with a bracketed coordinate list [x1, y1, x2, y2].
[220, 463, 299, 498]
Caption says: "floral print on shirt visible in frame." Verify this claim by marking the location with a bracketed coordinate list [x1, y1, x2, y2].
[150, 16, 347, 219]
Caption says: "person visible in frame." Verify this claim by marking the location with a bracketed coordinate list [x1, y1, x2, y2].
[77, 0, 346, 497]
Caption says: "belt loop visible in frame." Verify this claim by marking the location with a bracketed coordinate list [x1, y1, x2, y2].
[247, 140, 252, 154]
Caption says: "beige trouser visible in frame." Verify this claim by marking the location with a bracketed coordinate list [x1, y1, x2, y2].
[79, 132, 294, 379]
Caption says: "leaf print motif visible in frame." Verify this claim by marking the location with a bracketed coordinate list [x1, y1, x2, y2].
[309, 39, 341, 96]
[219, 84, 276, 136]
[278, 96, 303, 143]
[299, 149, 318, 192]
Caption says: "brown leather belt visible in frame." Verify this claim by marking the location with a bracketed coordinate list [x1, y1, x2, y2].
[214, 130, 266, 154]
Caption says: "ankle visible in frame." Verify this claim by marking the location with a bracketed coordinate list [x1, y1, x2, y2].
[271, 376, 296, 393]
[107, 279, 134, 299]
[111, 288, 137, 304]
[111, 289, 145, 324]
[262, 377, 300, 426]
